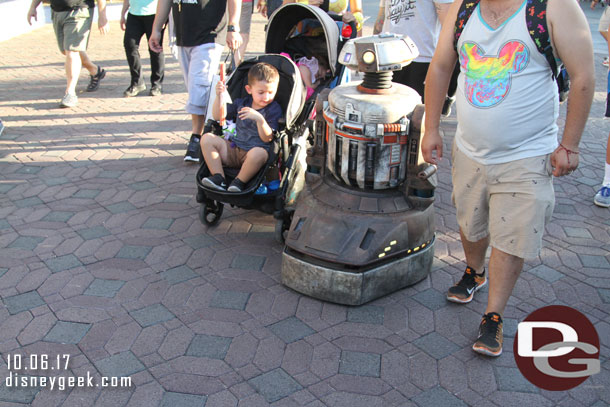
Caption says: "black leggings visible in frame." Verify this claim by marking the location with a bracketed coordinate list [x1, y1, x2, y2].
[123, 13, 165, 87]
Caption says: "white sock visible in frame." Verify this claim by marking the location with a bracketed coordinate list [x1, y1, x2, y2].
[604, 162, 610, 186]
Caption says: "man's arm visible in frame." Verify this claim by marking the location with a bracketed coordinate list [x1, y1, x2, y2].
[149, 0, 172, 52]
[256, 0, 267, 18]
[548, 0, 595, 176]
[373, 0, 384, 35]
[27, 0, 43, 25]
[227, 0, 243, 51]
[421, 0, 461, 164]
[96, 0, 109, 34]
[120, 0, 130, 31]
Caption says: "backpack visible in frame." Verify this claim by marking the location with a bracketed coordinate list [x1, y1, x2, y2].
[454, 0, 570, 103]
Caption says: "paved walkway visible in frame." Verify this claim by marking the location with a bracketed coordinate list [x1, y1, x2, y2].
[0, 9, 609, 407]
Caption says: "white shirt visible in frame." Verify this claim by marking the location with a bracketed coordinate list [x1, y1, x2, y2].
[454, 1, 559, 164]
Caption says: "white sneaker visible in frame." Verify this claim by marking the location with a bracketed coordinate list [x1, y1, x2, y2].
[594, 185, 610, 208]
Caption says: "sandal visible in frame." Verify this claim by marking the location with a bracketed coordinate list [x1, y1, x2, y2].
[86, 66, 106, 92]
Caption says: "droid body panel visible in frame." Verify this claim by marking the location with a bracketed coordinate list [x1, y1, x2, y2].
[325, 83, 420, 189]
[281, 34, 437, 305]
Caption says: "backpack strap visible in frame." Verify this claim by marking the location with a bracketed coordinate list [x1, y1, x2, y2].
[525, 0, 558, 79]
[454, 0, 481, 51]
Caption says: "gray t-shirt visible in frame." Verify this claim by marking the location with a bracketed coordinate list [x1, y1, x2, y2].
[226, 96, 283, 152]
[382, 0, 453, 62]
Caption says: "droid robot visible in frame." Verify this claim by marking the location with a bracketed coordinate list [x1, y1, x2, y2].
[280, 34, 438, 305]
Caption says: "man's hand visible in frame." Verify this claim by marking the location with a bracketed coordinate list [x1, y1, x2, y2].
[149, 31, 163, 53]
[238, 107, 264, 122]
[342, 11, 355, 23]
[98, 13, 109, 34]
[591, 0, 598, 10]
[226, 31, 243, 52]
[27, 6, 37, 25]
[256, 0, 267, 17]
[550, 144, 579, 177]
[421, 128, 444, 165]
[308, 0, 324, 6]
[120, 13, 127, 31]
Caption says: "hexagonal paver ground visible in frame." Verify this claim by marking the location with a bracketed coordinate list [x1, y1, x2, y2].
[0, 7, 609, 406]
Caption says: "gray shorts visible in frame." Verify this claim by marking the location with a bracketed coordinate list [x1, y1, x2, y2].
[52, 8, 93, 53]
[239, 1, 253, 34]
[451, 142, 555, 259]
[177, 43, 224, 116]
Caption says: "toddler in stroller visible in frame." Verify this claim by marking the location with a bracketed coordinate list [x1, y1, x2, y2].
[195, 53, 307, 232]
[200, 62, 283, 193]
[196, 3, 352, 238]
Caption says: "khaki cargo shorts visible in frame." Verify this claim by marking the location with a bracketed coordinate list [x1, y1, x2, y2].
[451, 142, 555, 259]
[52, 8, 93, 53]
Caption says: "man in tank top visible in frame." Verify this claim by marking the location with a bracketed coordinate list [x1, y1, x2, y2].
[421, 0, 594, 357]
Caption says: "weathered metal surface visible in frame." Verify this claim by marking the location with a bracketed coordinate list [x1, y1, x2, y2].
[281, 240, 434, 305]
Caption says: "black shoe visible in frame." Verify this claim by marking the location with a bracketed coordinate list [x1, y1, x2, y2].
[124, 83, 146, 97]
[227, 178, 247, 192]
[446, 267, 486, 304]
[184, 134, 201, 163]
[202, 173, 227, 191]
[442, 96, 456, 117]
[149, 85, 162, 96]
[472, 312, 503, 357]
[86, 66, 106, 92]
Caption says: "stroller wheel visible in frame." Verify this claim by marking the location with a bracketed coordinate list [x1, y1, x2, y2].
[274, 209, 294, 243]
[199, 201, 224, 226]
[275, 219, 287, 243]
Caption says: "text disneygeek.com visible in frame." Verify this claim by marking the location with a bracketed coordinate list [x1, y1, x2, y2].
[3, 354, 132, 391]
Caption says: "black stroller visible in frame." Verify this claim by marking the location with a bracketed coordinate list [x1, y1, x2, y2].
[195, 3, 355, 241]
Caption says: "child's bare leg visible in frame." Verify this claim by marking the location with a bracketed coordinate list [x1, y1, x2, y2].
[200, 133, 229, 177]
[236, 147, 268, 183]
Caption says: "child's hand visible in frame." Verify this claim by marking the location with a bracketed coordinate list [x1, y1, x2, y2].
[216, 81, 226, 96]
[238, 107, 264, 122]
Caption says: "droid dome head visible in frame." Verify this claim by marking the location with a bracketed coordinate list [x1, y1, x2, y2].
[339, 33, 419, 74]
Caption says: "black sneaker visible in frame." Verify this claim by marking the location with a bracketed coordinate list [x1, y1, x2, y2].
[473, 312, 503, 357]
[86, 66, 106, 92]
[202, 173, 227, 191]
[447, 267, 486, 304]
[184, 134, 201, 163]
[124, 83, 146, 97]
[442, 96, 456, 117]
[227, 178, 247, 192]
[149, 85, 162, 96]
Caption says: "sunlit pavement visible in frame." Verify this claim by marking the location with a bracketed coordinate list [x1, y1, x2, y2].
[0, 7, 608, 407]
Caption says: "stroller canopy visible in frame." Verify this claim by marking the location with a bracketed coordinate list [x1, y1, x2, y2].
[226, 54, 306, 130]
[266, 3, 340, 76]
